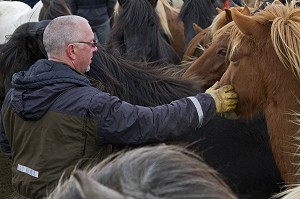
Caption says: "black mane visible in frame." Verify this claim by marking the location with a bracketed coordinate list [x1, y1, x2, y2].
[87, 45, 199, 106]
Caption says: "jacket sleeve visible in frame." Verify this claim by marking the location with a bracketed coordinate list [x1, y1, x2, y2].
[89, 92, 216, 145]
[0, 114, 11, 158]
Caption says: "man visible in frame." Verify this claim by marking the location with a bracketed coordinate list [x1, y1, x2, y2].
[0, 15, 238, 199]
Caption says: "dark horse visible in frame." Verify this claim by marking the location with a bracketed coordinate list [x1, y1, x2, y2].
[177, 0, 217, 47]
[106, 0, 181, 65]
[0, 20, 283, 199]
[0, 20, 51, 104]
[47, 145, 238, 199]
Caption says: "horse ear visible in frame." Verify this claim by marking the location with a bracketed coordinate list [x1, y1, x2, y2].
[231, 8, 262, 38]
[224, 9, 233, 22]
[216, 7, 223, 14]
[240, 5, 251, 16]
[73, 171, 131, 199]
[193, 23, 203, 34]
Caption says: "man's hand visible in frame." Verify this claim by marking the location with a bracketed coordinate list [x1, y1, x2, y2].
[205, 81, 238, 113]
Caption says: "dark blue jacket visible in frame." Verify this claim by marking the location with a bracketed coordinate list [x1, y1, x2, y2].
[0, 59, 216, 198]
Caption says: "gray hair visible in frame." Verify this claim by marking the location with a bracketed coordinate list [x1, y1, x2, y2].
[47, 144, 238, 199]
[43, 15, 88, 57]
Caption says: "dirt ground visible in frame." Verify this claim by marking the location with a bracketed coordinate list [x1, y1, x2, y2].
[0, 151, 13, 199]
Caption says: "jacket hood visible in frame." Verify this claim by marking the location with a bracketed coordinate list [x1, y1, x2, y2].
[10, 59, 91, 120]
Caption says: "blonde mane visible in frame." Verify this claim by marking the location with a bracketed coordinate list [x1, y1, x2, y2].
[155, 0, 173, 39]
[229, 2, 300, 80]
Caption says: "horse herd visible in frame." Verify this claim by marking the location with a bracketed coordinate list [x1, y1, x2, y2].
[0, 0, 300, 198]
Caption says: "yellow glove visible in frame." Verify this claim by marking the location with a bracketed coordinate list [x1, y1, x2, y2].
[205, 81, 238, 113]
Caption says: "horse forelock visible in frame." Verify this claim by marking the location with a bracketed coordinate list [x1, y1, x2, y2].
[117, 0, 159, 31]
[213, 21, 234, 43]
[228, 24, 244, 64]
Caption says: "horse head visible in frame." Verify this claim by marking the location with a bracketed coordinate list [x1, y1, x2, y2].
[107, 0, 181, 65]
[220, 3, 298, 119]
[182, 6, 251, 90]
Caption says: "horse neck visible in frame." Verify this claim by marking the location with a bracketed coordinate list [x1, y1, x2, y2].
[263, 68, 300, 183]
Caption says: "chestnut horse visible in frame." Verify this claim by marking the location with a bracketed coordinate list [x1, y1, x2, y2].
[181, 6, 254, 63]
[181, 7, 236, 62]
[183, 22, 234, 90]
[182, 6, 251, 90]
[220, 2, 300, 183]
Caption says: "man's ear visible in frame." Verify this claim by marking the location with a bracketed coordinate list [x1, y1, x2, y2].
[66, 44, 77, 60]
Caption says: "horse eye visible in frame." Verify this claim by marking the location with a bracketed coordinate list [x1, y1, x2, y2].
[217, 48, 227, 57]
[230, 60, 240, 66]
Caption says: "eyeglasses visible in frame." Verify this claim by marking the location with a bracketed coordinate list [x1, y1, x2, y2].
[74, 40, 98, 48]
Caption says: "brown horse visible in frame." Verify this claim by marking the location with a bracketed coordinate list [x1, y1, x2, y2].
[182, 6, 251, 90]
[183, 22, 234, 90]
[181, 6, 251, 62]
[220, 2, 300, 184]
[180, 9, 224, 62]
[181, 23, 209, 62]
